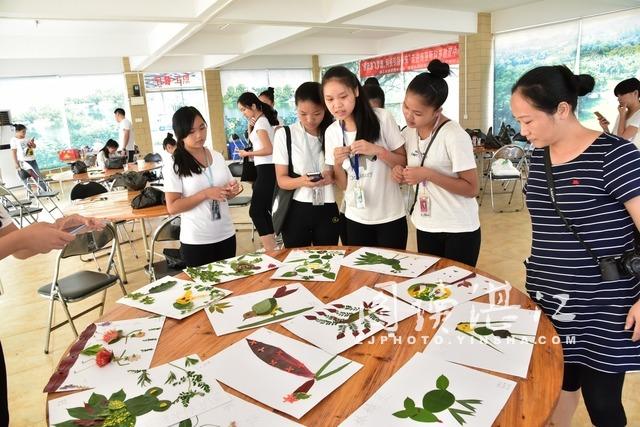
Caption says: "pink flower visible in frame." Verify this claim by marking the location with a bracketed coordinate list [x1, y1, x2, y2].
[283, 394, 298, 403]
[102, 329, 121, 344]
[96, 349, 113, 367]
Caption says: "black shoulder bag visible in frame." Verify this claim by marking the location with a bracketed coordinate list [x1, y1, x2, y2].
[543, 146, 640, 280]
[409, 120, 450, 214]
[271, 126, 300, 235]
[240, 142, 257, 182]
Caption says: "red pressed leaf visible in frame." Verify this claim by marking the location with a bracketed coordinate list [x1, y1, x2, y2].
[246, 339, 314, 378]
[333, 304, 345, 308]
[293, 378, 315, 394]
[304, 315, 317, 320]
[273, 285, 297, 298]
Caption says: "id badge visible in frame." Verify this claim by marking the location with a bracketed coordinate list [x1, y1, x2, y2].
[419, 183, 430, 217]
[312, 186, 325, 206]
[211, 200, 221, 221]
[354, 185, 366, 209]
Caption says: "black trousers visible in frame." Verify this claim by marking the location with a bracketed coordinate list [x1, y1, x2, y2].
[250, 164, 276, 236]
[562, 364, 627, 427]
[180, 235, 236, 267]
[282, 201, 340, 248]
[416, 228, 481, 267]
[0, 341, 8, 427]
[345, 216, 407, 250]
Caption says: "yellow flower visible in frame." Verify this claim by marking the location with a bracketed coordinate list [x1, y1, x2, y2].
[307, 262, 322, 269]
[176, 290, 193, 305]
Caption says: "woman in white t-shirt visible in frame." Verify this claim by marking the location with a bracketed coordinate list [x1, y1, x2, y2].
[597, 77, 640, 148]
[96, 139, 119, 169]
[10, 123, 46, 191]
[322, 66, 408, 249]
[237, 92, 279, 251]
[163, 106, 242, 267]
[392, 60, 481, 266]
[273, 82, 340, 247]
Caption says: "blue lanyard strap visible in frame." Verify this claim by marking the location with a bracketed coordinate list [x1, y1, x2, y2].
[340, 121, 360, 180]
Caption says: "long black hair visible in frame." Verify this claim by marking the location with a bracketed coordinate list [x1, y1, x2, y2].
[295, 81, 334, 147]
[407, 59, 451, 109]
[101, 139, 119, 157]
[511, 65, 595, 114]
[237, 92, 279, 126]
[259, 87, 275, 105]
[172, 106, 207, 177]
[322, 66, 380, 142]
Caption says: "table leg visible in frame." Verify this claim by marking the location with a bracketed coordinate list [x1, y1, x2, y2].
[113, 229, 128, 284]
[140, 218, 150, 262]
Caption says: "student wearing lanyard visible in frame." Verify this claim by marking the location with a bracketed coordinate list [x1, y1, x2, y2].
[237, 92, 280, 251]
[273, 82, 340, 248]
[164, 106, 241, 267]
[323, 66, 408, 249]
[392, 60, 481, 266]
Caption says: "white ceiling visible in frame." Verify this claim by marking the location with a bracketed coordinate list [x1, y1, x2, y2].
[0, 0, 638, 77]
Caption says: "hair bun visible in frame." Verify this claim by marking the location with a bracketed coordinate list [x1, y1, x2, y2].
[427, 59, 450, 79]
[166, 132, 173, 138]
[267, 86, 275, 94]
[575, 74, 595, 97]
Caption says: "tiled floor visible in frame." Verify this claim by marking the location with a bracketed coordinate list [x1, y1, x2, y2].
[0, 181, 637, 426]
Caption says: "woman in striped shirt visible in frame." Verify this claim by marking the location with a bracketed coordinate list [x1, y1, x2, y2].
[511, 65, 640, 427]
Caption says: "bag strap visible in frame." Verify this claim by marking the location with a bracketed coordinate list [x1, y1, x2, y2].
[409, 119, 450, 215]
[284, 126, 300, 179]
[543, 147, 600, 264]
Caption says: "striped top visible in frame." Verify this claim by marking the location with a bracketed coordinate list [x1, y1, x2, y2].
[525, 133, 640, 373]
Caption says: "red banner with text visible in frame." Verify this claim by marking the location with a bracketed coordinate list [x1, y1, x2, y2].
[359, 43, 459, 78]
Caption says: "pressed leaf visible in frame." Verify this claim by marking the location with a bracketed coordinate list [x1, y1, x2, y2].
[125, 394, 158, 416]
[80, 344, 104, 356]
[392, 409, 411, 419]
[54, 421, 80, 427]
[282, 271, 297, 277]
[322, 272, 336, 280]
[410, 409, 440, 422]
[149, 280, 177, 294]
[178, 419, 193, 427]
[436, 374, 449, 390]
[185, 356, 199, 366]
[404, 397, 416, 410]
[237, 307, 313, 330]
[474, 326, 493, 336]
[66, 406, 93, 420]
[87, 392, 107, 409]
[246, 339, 314, 378]
[109, 389, 126, 402]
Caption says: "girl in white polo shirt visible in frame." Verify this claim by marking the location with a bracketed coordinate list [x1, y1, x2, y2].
[163, 106, 241, 267]
[237, 92, 279, 251]
[273, 82, 340, 247]
[392, 60, 481, 266]
[323, 66, 408, 249]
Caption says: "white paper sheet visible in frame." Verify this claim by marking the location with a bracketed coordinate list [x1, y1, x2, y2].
[341, 247, 439, 278]
[44, 316, 165, 393]
[341, 352, 516, 427]
[282, 286, 418, 354]
[382, 267, 509, 313]
[117, 276, 231, 320]
[271, 249, 345, 281]
[184, 252, 282, 285]
[205, 283, 323, 335]
[208, 328, 362, 419]
[425, 301, 541, 378]
[48, 355, 230, 427]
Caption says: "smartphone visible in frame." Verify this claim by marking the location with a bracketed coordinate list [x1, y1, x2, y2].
[594, 111, 605, 120]
[63, 224, 87, 235]
[307, 172, 323, 182]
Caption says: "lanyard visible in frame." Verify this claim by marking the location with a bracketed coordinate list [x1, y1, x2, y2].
[202, 148, 214, 186]
[340, 121, 360, 180]
[301, 126, 319, 173]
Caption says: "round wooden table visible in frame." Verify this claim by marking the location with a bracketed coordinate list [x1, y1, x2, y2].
[47, 246, 563, 426]
[72, 161, 163, 182]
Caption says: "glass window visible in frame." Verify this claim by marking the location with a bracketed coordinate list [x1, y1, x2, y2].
[493, 21, 580, 131]
[0, 74, 126, 170]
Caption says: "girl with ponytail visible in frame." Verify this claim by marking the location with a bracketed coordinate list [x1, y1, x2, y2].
[322, 66, 408, 249]
[163, 106, 241, 267]
[237, 92, 279, 251]
[511, 65, 640, 427]
[392, 59, 481, 267]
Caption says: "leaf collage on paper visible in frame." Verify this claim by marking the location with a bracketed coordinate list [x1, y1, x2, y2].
[185, 252, 281, 285]
[272, 249, 345, 282]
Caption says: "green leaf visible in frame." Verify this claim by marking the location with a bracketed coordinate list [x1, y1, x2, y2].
[173, 301, 193, 311]
[236, 307, 313, 329]
[296, 267, 308, 273]
[309, 254, 320, 258]
[149, 280, 177, 293]
[66, 406, 93, 420]
[109, 389, 126, 402]
[474, 326, 493, 336]
[404, 397, 416, 410]
[178, 419, 193, 427]
[54, 421, 82, 427]
[410, 409, 440, 422]
[80, 344, 103, 356]
[281, 271, 297, 277]
[87, 392, 107, 409]
[185, 356, 199, 367]
[436, 374, 449, 390]
[125, 394, 158, 416]
[392, 409, 411, 418]
[322, 272, 336, 280]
